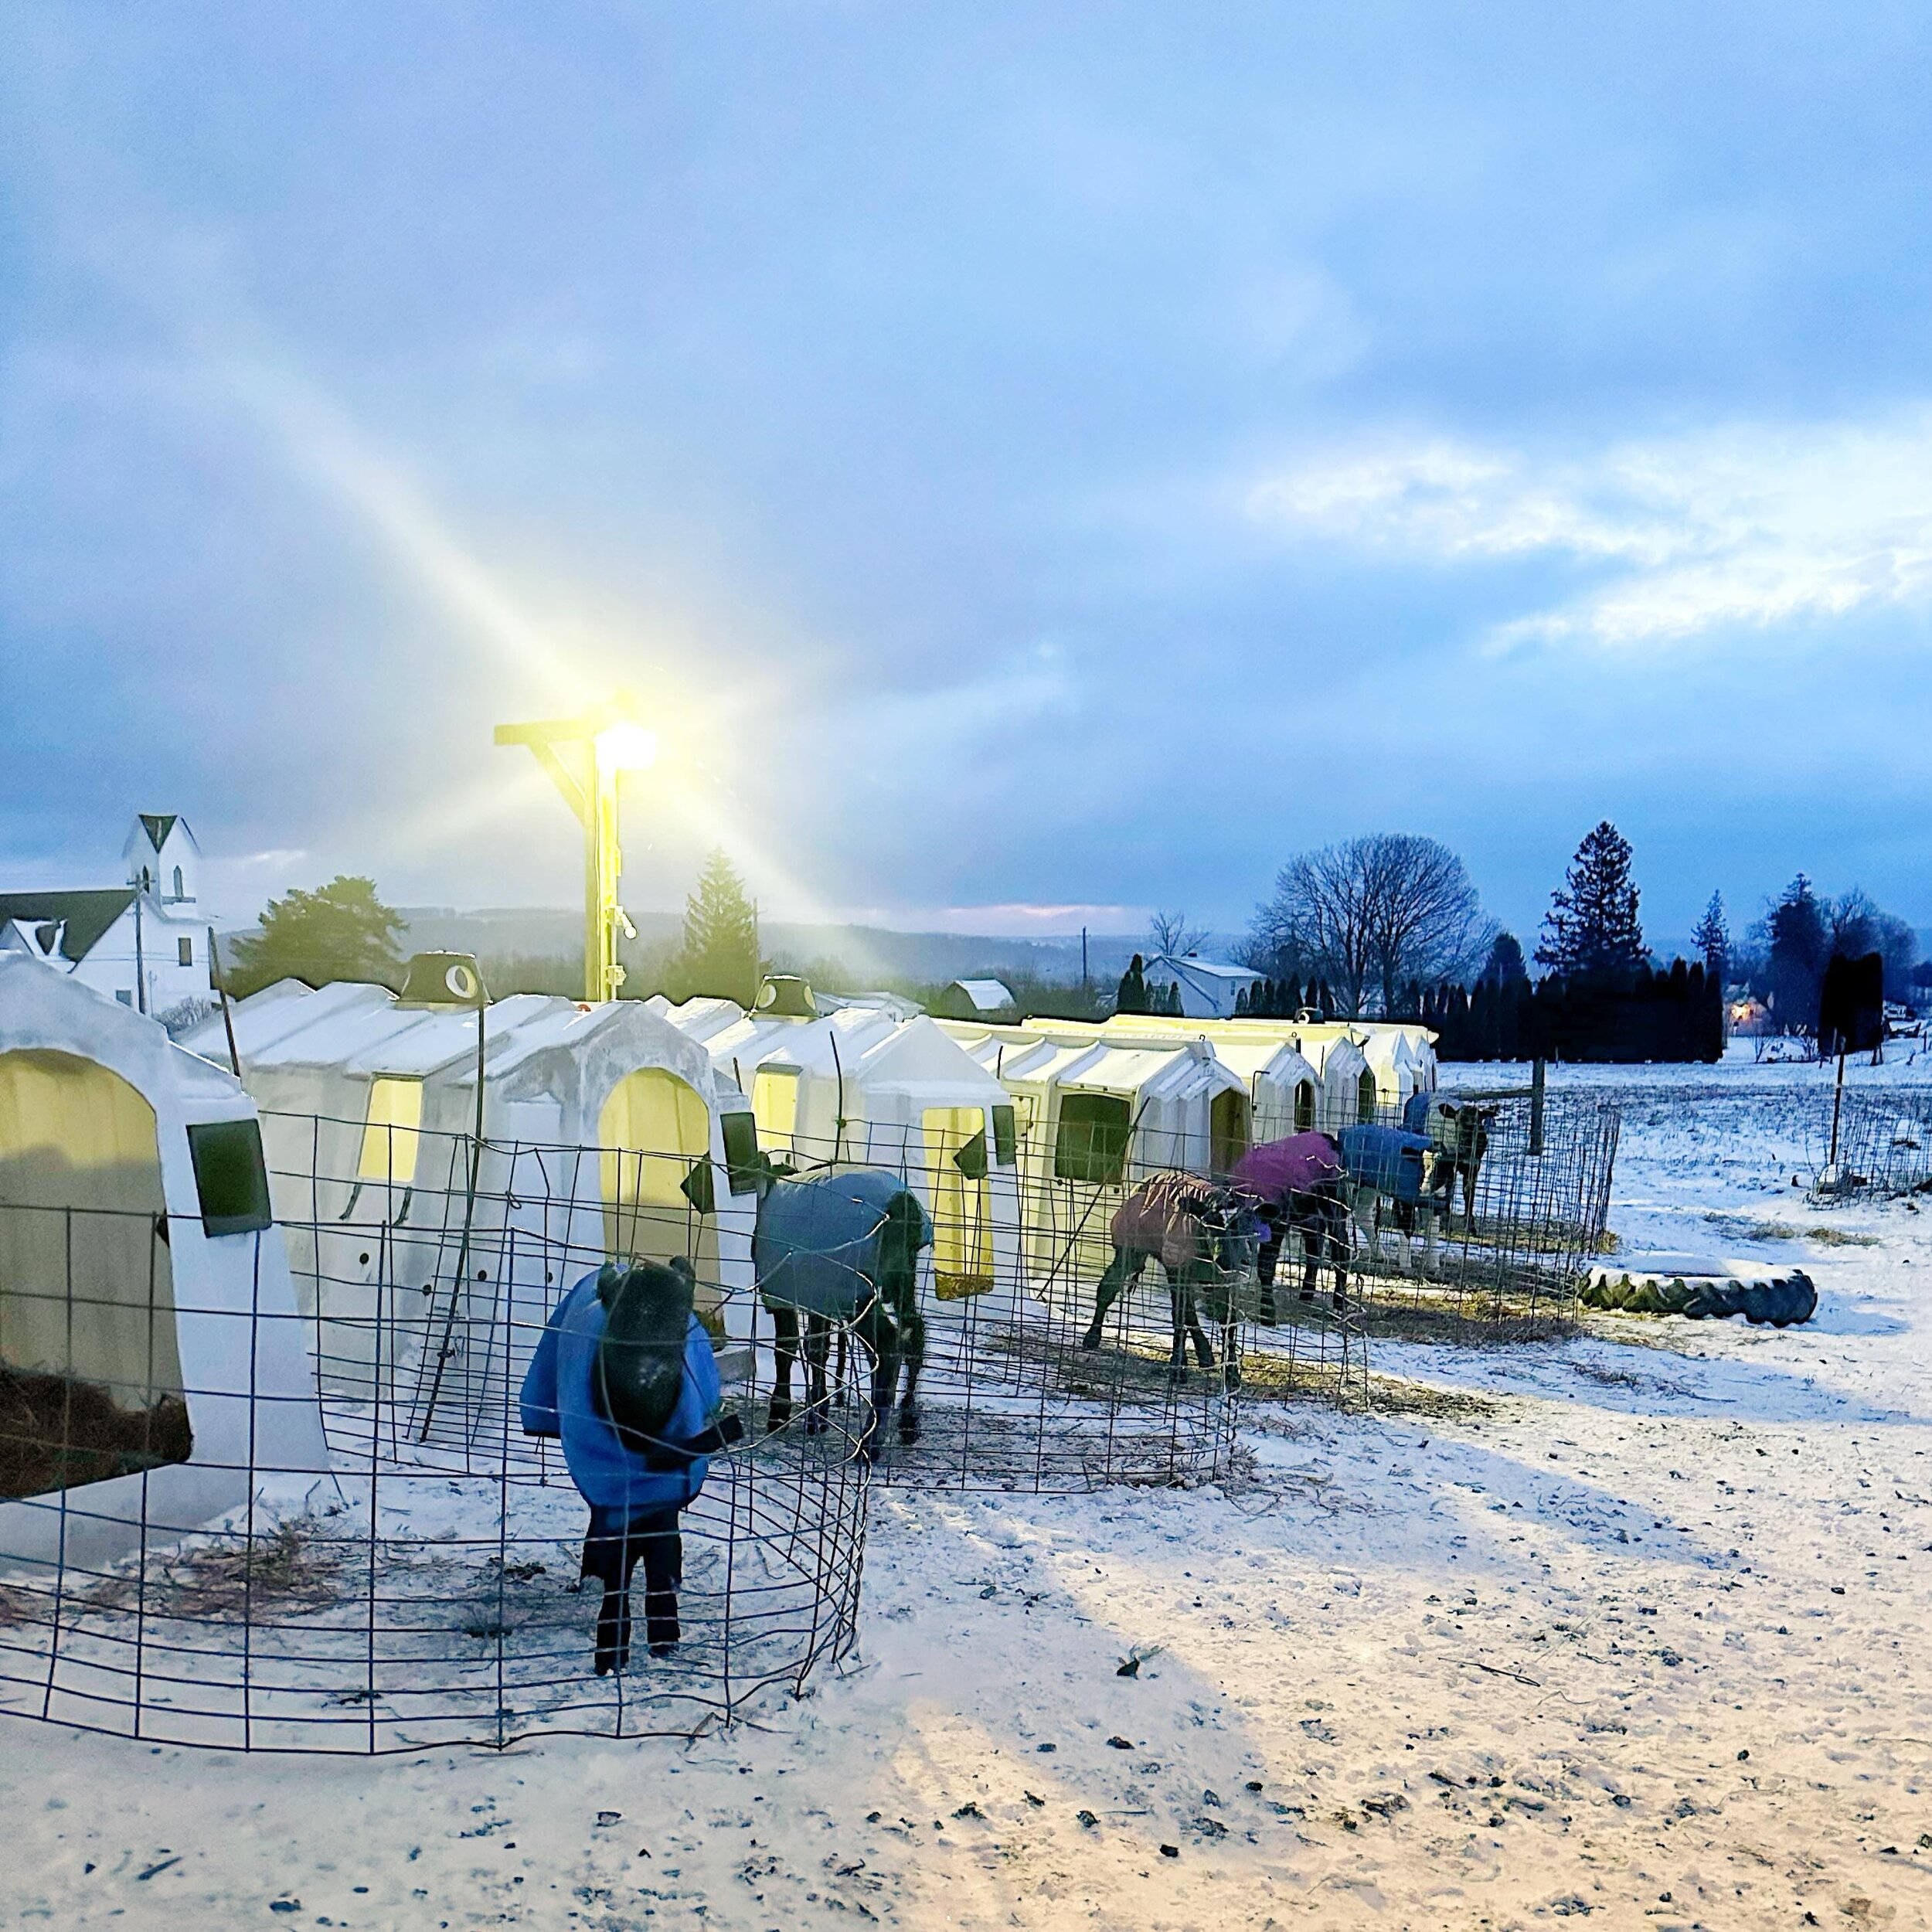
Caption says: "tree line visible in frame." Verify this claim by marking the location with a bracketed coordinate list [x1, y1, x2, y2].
[1237, 818, 1922, 1059]
[223, 849, 770, 1005]
[220, 824, 1923, 1065]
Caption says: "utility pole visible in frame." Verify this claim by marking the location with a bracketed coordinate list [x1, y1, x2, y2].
[132, 889, 148, 1015]
[495, 695, 657, 1003]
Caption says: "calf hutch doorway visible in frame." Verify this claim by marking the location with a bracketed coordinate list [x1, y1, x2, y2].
[1210, 1088, 1250, 1175]
[0, 1049, 190, 1499]
[923, 1105, 994, 1298]
[598, 1068, 721, 1308]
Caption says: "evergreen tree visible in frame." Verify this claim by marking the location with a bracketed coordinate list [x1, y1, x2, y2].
[227, 876, 406, 997]
[1116, 953, 1148, 1014]
[675, 848, 761, 1005]
[1692, 890, 1730, 983]
[1536, 821, 1647, 982]
[1468, 978, 1494, 1060]
[1765, 873, 1828, 1037]
[1480, 930, 1528, 985]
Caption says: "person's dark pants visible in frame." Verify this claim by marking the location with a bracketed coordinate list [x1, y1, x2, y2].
[582, 1504, 683, 1673]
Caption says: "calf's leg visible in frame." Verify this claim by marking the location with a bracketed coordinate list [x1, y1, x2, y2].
[637, 1507, 683, 1656]
[1083, 1247, 1145, 1349]
[896, 1298, 926, 1444]
[804, 1314, 832, 1435]
[1326, 1202, 1351, 1311]
[854, 1296, 900, 1461]
[767, 1301, 800, 1429]
[581, 1509, 638, 1676]
[1255, 1219, 1282, 1325]
[1167, 1263, 1217, 1378]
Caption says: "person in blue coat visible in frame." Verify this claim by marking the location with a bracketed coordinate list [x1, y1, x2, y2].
[521, 1255, 742, 1673]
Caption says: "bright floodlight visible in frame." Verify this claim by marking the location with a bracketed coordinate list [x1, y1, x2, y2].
[594, 721, 658, 773]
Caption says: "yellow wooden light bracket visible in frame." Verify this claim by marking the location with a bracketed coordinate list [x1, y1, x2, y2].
[495, 695, 655, 1004]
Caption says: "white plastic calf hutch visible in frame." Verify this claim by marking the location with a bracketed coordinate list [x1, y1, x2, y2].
[1100, 1013, 1384, 1134]
[0, 957, 325, 1573]
[185, 978, 760, 1433]
[655, 992, 1024, 1303]
[1359, 1025, 1437, 1110]
[1202, 1035, 1325, 1144]
[1063, 1015, 1323, 1151]
[1286, 1031, 1376, 1131]
[939, 1022, 1248, 1286]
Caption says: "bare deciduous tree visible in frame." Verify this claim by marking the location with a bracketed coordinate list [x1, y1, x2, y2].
[1147, 909, 1209, 957]
[1366, 835, 1491, 1015]
[1248, 834, 1489, 1018]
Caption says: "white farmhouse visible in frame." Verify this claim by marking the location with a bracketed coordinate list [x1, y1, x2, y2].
[1141, 951, 1264, 1020]
[0, 815, 213, 1026]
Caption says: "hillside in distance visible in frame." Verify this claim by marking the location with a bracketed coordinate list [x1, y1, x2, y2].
[392, 906, 1200, 990]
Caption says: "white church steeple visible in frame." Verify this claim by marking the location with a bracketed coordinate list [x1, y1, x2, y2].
[123, 814, 200, 906]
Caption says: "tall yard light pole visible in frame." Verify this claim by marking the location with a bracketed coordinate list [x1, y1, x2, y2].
[495, 696, 658, 1002]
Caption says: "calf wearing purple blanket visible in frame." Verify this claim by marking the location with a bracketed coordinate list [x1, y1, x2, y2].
[1232, 1133, 1350, 1319]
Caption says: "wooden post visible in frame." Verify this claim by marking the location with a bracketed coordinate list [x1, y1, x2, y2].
[1828, 1047, 1847, 1179]
[1529, 1056, 1546, 1157]
[209, 927, 242, 1077]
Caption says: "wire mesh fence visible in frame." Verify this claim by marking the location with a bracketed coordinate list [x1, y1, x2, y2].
[295, 1100, 1243, 1494]
[739, 1114, 1241, 1493]
[1812, 1086, 1932, 1199]
[0, 1073, 1618, 1755]
[1332, 1091, 1622, 1337]
[1001, 1113, 1367, 1412]
[0, 1184, 869, 1754]
[998, 1090, 1617, 1361]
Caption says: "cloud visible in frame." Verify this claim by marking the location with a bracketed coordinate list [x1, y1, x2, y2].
[1249, 414, 1932, 648]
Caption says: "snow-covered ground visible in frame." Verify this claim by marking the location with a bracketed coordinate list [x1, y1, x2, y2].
[9, 1053, 1932, 1930]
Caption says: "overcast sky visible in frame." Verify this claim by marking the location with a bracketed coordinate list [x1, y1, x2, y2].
[4, 4, 1930, 946]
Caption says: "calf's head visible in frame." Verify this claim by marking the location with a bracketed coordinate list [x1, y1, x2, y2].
[1202, 1189, 1264, 1277]
[595, 1256, 697, 1444]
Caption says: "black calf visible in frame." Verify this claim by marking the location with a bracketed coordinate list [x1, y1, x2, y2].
[762, 1189, 929, 1460]
[1253, 1182, 1350, 1320]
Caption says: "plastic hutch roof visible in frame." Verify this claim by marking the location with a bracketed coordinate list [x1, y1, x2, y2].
[181, 981, 763, 1392]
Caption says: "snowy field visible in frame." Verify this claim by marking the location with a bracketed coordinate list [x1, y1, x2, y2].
[8, 1049, 1932, 1930]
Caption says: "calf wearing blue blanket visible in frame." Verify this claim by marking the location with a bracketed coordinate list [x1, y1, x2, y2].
[1338, 1124, 1454, 1277]
[521, 1257, 743, 1673]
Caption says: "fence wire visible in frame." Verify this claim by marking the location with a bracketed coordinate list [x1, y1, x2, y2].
[0, 1181, 869, 1754]
[1812, 1087, 1932, 1199]
[0, 1081, 1618, 1753]
[1338, 1093, 1621, 1337]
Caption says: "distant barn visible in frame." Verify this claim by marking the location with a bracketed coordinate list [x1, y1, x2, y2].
[934, 978, 1018, 1022]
